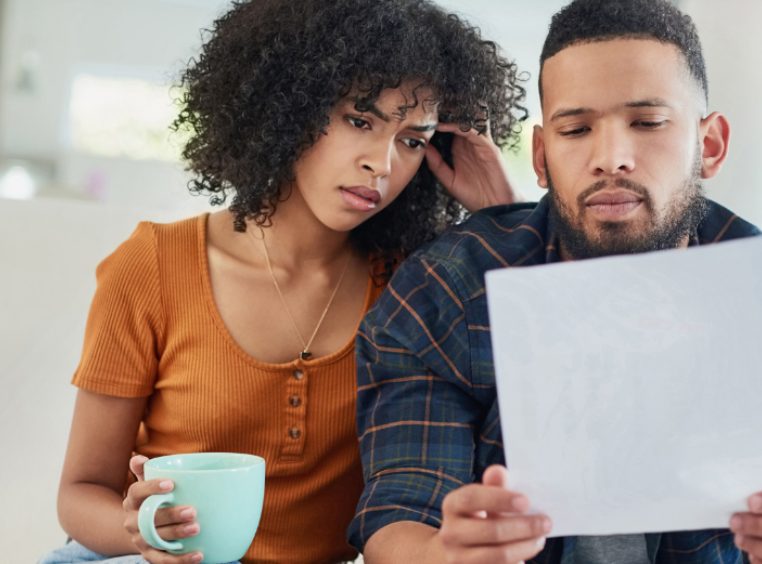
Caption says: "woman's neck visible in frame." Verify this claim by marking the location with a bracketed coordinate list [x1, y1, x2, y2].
[251, 186, 353, 271]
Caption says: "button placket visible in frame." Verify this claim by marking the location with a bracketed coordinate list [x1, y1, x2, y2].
[282, 365, 308, 457]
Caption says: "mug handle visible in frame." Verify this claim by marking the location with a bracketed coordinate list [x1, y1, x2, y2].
[138, 493, 184, 553]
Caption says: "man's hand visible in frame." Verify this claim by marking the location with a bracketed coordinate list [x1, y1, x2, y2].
[426, 123, 521, 213]
[731, 492, 762, 562]
[437, 465, 551, 564]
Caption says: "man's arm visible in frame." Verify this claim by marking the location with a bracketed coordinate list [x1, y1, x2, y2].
[363, 466, 551, 564]
[350, 255, 550, 562]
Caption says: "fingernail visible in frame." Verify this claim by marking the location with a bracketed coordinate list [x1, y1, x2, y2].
[536, 537, 547, 549]
[542, 517, 553, 534]
[159, 480, 173, 491]
[180, 507, 196, 520]
[183, 523, 200, 535]
[191, 553, 203, 563]
[750, 495, 762, 512]
[730, 515, 742, 531]
[734, 533, 744, 548]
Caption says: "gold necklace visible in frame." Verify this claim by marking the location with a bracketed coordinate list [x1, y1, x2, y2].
[250, 227, 352, 361]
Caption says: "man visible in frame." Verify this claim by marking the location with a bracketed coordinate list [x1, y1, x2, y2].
[348, 0, 762, 562]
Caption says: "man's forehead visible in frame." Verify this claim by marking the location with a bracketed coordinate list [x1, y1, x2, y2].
[540, 38, 697, 114]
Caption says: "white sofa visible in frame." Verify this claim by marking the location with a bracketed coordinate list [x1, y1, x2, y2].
[0, 198, 193, 563]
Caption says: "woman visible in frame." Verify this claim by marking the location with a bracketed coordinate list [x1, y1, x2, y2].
[43, 0, 526, 562]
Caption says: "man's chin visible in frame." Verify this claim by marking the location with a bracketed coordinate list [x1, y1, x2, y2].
[593, 218, 650, 242]
[567, 224, 688, 258]
[574, 222, 644, 256]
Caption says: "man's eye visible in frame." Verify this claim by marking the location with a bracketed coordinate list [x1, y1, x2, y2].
[633, 120, 666, 129]
[347, 116, 371, 129]
[559, 126, 590, 137]
[401, 137, 426, 150]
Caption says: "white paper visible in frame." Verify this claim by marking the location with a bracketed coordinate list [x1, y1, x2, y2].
[485, 237, 762, 537]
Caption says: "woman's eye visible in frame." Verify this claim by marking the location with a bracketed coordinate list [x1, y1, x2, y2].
[401, 137, 426, 150]
[347, 116, 371, 129]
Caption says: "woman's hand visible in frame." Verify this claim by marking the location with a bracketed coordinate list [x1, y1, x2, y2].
[426, 122, 522, 213]
[122, 455, 203, 564]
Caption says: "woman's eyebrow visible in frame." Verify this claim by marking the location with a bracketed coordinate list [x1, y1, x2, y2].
[351, 101, 436, 131]
[407, 123, 438, 132]
[356, 103, 391, 122]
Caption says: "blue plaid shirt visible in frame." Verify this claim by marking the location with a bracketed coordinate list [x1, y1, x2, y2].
[349, 196, 760, 563]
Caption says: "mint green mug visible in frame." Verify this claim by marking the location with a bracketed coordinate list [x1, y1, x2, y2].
[138, 452, 265, 563]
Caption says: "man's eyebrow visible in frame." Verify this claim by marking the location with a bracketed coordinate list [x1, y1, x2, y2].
[550, 107, 593, 122]
[550, 99, 674, 122]
[625, 98, 673, 109]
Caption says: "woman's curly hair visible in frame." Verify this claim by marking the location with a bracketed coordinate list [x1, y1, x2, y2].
[175, 0, 526, 264]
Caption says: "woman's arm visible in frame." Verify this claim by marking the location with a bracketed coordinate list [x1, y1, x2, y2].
[57, 389, 146, 554]
[58, 390, 203, 562]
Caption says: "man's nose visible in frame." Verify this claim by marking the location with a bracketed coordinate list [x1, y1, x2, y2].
[589, 124, 635, 176]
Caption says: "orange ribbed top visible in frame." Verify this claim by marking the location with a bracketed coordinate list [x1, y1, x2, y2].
[72, 214, 383, 563]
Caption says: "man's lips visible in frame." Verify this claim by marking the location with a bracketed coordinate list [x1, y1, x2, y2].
[584, 190, 644, 218]
[585, 190, 643, 206]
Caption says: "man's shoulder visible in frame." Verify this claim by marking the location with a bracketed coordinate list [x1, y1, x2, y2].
[411, 200, 550, 272]
[700, 200, 761, 243]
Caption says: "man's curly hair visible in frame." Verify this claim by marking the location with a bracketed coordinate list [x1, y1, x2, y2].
[539, 0, 707, 105]
[174, 0, 526, 262]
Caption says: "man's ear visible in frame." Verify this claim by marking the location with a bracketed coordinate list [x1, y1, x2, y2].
[699, 112, 730, 180]
[532, 125, 549, 189]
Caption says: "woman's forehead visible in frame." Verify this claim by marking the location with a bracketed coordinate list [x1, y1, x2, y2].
[344, 85, 439, 120]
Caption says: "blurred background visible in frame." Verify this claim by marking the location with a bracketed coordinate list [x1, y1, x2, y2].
[0, 0, 760, 221]
[0, 1, 759, 561]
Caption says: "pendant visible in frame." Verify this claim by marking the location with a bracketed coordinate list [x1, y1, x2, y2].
[300, 350, 312, 361]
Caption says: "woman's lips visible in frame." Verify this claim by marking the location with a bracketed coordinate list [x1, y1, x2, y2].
[340, 186, 380, 211]
[585, 190, 643, 219]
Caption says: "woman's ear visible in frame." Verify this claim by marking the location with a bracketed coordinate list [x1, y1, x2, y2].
[699, 112, 730, 180]
[532, 125, 549, 189]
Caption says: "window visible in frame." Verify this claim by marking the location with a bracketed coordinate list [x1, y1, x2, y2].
[68, 73, 188, 162]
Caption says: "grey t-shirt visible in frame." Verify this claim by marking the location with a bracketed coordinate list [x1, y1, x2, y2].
[566, 534, 650, 564]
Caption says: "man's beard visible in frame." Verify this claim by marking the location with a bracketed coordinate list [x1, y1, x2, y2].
[547, 152, 708, 260]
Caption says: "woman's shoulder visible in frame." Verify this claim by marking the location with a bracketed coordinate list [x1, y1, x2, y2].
[96, 213, 207, 283]
[145, 212, 207, 248]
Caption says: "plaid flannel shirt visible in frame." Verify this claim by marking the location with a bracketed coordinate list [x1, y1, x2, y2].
[349, 196, 760, 563]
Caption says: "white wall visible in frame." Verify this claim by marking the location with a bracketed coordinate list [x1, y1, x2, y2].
[0, 0, 230, 158]
[0, 0, 230, 209]
[683, 0, 762, 226]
